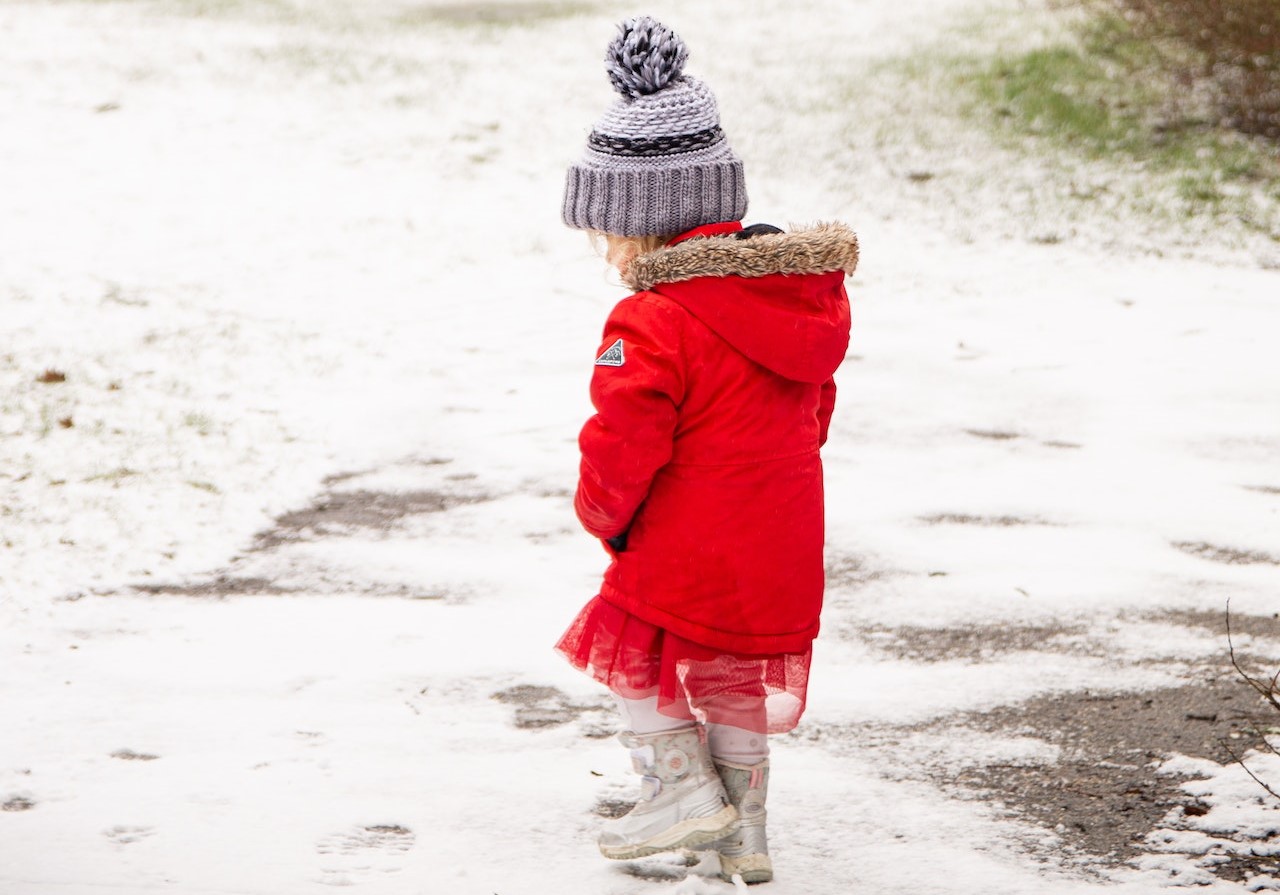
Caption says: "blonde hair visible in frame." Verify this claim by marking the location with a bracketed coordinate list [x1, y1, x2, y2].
[589, 231, 673, 277]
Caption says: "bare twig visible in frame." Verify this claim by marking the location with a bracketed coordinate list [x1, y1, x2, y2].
[1226, 602, 1280, 713]
[1219, 736, 1280, 802]
[1223, 600, 1280, 802]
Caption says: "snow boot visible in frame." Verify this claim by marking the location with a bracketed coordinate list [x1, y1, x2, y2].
[597, 727, 740, 861]
[714, 759, 772, 883]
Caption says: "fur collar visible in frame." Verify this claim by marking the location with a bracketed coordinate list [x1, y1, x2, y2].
[624, 222, 859, 292]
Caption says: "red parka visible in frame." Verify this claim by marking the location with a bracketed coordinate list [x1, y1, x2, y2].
[575, 221, 858, 655]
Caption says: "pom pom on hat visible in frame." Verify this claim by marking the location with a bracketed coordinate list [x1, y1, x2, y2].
[605, 16, 689, 99]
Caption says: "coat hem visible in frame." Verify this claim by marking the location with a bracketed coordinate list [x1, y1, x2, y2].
[598, 584, 819, 656]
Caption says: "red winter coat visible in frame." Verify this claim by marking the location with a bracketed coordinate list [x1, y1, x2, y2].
[575, 221, 858, 655]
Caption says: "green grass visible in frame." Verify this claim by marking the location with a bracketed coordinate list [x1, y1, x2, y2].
[980, 47, 1141, 153]
[182, 412, 214, 436]
[84, 467, 141, 484]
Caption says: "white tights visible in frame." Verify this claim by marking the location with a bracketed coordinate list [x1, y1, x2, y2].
[614, 695, 769, 765]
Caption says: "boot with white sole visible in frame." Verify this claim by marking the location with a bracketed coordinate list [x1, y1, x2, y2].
[597, 727, 740, 861]
[713, 759, 771, 883]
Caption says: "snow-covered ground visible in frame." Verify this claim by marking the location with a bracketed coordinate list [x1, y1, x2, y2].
[2, 0, 1279, 892]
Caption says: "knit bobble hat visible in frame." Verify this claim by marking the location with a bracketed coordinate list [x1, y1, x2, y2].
[562, 16, 748, 237]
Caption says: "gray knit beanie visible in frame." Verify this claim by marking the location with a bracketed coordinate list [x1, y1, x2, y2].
[562, 17, 748, 237]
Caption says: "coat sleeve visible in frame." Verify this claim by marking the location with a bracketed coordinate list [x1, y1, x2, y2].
[575, 295, 686, 540]
[817, 377, 837, 447]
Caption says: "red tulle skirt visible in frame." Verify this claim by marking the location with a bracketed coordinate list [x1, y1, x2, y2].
[555, 596, 812, 734]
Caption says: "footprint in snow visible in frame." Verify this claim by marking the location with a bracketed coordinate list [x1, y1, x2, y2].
[2, 795, 35, 812]
[111, 748, 160, 761]
[316, 824, 414, 886]
[104, 825, 156, 845]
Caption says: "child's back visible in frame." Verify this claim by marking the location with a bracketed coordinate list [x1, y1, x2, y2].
[576, 221, 856, 658]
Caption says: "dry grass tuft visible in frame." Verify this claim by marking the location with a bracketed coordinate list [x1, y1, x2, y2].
[1093, 0, 1280, 140]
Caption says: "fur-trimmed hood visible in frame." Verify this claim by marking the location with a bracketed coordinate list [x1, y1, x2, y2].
[629, 222, 856, 385]
[623, 222, 859, 292]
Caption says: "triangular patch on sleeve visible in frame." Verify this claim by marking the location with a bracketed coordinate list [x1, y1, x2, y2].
[595, 339, 625, 367]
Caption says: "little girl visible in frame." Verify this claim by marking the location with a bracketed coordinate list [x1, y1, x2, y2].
[555, 16, 857, 884]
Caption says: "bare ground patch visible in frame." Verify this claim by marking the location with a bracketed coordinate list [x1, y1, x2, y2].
[1162, 608, 1280, 642]
[838, 610, 1280, 880]
[1173, 541, 1280, 567]
[965, 428, 1022, 441]
[593, 793, 633, 820]
[854, 622, 1087, 663]
[825, 553, 889, 591]
[253, 486, 488, 550]
[110, 749, 159, 761]
[491, 684, 616, 736]
[130, 576, 447, 600]
[960, 430, 1084, 450]
[934, 676, 1275, 881]
[850, 610, 1280, 665]
[117, 460, 489, 599]
[919, 513, 1056, 527]
[131, 575, 295, 597]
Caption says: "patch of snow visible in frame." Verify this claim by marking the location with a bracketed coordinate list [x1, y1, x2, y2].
[2, 0, 1278, 891]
